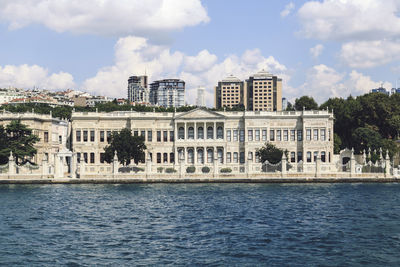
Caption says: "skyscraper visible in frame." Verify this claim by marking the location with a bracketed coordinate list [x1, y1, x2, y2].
[196, 87, 205, 107]
[214, 75, 244, 109]
[150, 79, 185, 108]
[127, 75, 149, 104]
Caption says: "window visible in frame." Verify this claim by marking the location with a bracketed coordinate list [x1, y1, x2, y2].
[328, 129, 331, 141]
[170, 153, 175, 163]
[255, 130, 260, 141]
[321, 151, 326, 162]
[188, 127, 194, 139]
[218, 149, 223, 163]
[148, 131, 152, 142]
[262, 130, 267, 141]
[290, 152, 296, 163]
[283, 130, 288, 141]
[44, 131, 49, 143]
[298, 130, 303, 141]
[227, 130, 231, 141]
[233, 152, 238, 163]
[197, 149, 204, 164]
[270, 130, 275, 141]
[233, 130, 238, 141]
[178, 127, 185, 139]
[77, 153, 81, 163]
[307, 152, 311, 162]
[90, 153, 95, 164]
[207, 149, 213, 163]
[188, 149, 194, 164]
[76, 130, 81, 142]
[170, 131, 174, 142]
[90, 130, 95, 142]
[198, 127, 204, 139]
[314, 151, 318, 162]
[297, 151, 303, 162]
[277, 130, 281, 141]
[141, 131, 145, 139]
[83, 153, 88, 163]
[306, 129, 311, 141]
[157, 131, 161, 142]
[240, 152, 245, 163]
[100, 153, 105, 163]
[59, 135, 62, 144]
[321, 129, 326, 141]
[248, 152, 253, 161]
[217, 126, 223, 139]
[163, 131, 168, 142]
[207, 126, 213, 139]
[227, 152, 232, 163]
[255, 152, 260, 163]
[134, 131, 138, 137]
[100, 131, 105, 142]
[107, 131, 111, 143]
[239, 129, 245, 142]
[157, 153, 161, 163]
[313, 129, 319, 141]
[83, 130, 88, 142]
[163, 153, 168, 163]
[290, 130, 295, 141]
[248, 130, 253, 141]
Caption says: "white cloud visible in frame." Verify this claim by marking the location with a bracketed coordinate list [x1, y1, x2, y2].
[281, 2, 295, 18]
[83, 36, 289, 106]
[0, 0, 209, 37]
[310, 44, 324, 58]
[0, 64, 75, 90]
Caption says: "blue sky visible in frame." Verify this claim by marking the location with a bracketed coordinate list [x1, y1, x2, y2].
[0, 0, 399, 106]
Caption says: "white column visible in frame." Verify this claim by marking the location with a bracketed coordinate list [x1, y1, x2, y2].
[385, 150, 391, 177]
[350, 148, 355, 177]
[214, 122, 217, 139]
[281, 153, 287, 177]
[8, 152, 15, 177]
[184, 122, 187, 140]
[71, 154, 76, 179]
[315, 152, 321, 178]
[194, 122, 197, 141]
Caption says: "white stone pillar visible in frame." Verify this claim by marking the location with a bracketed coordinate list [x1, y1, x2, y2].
[146, 152, 152, 175]
[281, 153, 287, 177]
[214, 148, 218, 177]
[80, 160, 85, 179]
[385, 150, 391, 177]
[70, 154, 76, 179]
[315, 152, 321, 178]
[8, 151, 15, 177]
[214, 122, 217, 139]
[179, 151, 185, 178]
[112, 151, 119, 177]
[350, 148, 356, 177]
[42, 158, 48, 178]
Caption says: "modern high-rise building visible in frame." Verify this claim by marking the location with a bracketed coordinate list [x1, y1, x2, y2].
[196, 87, 206, 107]
[214, 75, 244, 109]
[128, 75, 149, 104]
[282, 97, 288, 111]
[245, 70, 282, 111]
[150, 79, 185, 108]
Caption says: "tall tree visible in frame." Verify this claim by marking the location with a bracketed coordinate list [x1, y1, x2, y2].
[257, 143, 287, 164]
[294, 96, 318, 110]
[6, 120, 40, 165]
[0, 125, 9, 164]
[104, 128, 146, 165]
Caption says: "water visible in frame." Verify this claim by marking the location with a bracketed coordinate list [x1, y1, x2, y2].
[1, 183, 400, 266]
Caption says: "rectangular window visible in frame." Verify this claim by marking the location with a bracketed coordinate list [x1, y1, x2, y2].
[107, 131, 111, 143]
[270, 130, 275, 141]
[255, 130, 260, 141]
[141, 131, 146, 139]
[77, 153, 81, 163]
[321, 151, 326, 162]
[163, 131, 168, 142]
[233, 130, 238, 141]
[277, 130, 281, 141]
[255, 152, 260, 163]
[329, 129, 331, 141]
[170, 153, 174, 163]
[307, 152, 311, 163]
[233, 152, 238, 163]
[76, 130, 81, 142]
[83, 130, 88, 142]
[59, 135, 62, 144]
[100, 153, 105, 163]
[163, 153, 168, 163]
[227, 130, 231, 142]
[262, 129, 267, 141]
[227, 152, 231, 163]
[290, 130, 295, 141]
[248, 130, 253, 141]
[298, 130, 303, 141]
[239, 129, 245, 142]
[297, 151, 303, 162]
[84, 152, 88, 163]
[321, 129, 326, 141]
[100, 131, 105, 142]
[44, 131, 49, 143]
[283, 130, 288, 141]
[240, 152, 245, 163]
[157, 153, 161, 164]
[290, 152, 296, 163]
[314, 151, 318, 162]
[134, 131, 138, 137]
[148, 130, 152, 142]
[90, 153, 95, 164]
[313, 129, 319, 141]
[306, 129, 311, 141]
[170, 131, 174, 142]
[157, 131, 161, 142]
[90, 130, 95, 142]
[248, 152, 253, 161]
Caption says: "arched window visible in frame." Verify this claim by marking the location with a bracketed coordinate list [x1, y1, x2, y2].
[207, 149, 214, 163]
[197, 127, 204, 139]
[218, 148, 223, 163]
[197, 149, 204, 164]
[178, 127, 184, 139]
[207, 126, 213, 139]
[188, 127, 194, 139]
[217, 126, 223, 139]
[178, 149, 184, 162]
[188, 149, 194, 164]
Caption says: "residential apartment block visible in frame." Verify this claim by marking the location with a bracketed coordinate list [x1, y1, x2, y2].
[214, 75, 244, 109]
[128, 75, 149, 104]
[149, 79, 185, 108]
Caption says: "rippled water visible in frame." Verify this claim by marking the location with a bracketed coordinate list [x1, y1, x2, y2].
[1, 183, 400, 266]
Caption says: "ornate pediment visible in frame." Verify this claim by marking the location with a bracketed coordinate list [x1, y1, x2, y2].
[174, 108, 225, 120]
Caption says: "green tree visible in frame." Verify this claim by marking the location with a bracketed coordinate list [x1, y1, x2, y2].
[0, 125, 9, 164]
[334, 133, 342, 154]
[104, 128, 146, 165]
[6, 120, 40, 165]
[257, 143, 287, 164]
[351, 127, 382, 154]
[294, 96, 318, 110]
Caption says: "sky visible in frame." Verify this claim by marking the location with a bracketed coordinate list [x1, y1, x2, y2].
[0, 0, 399, 106]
